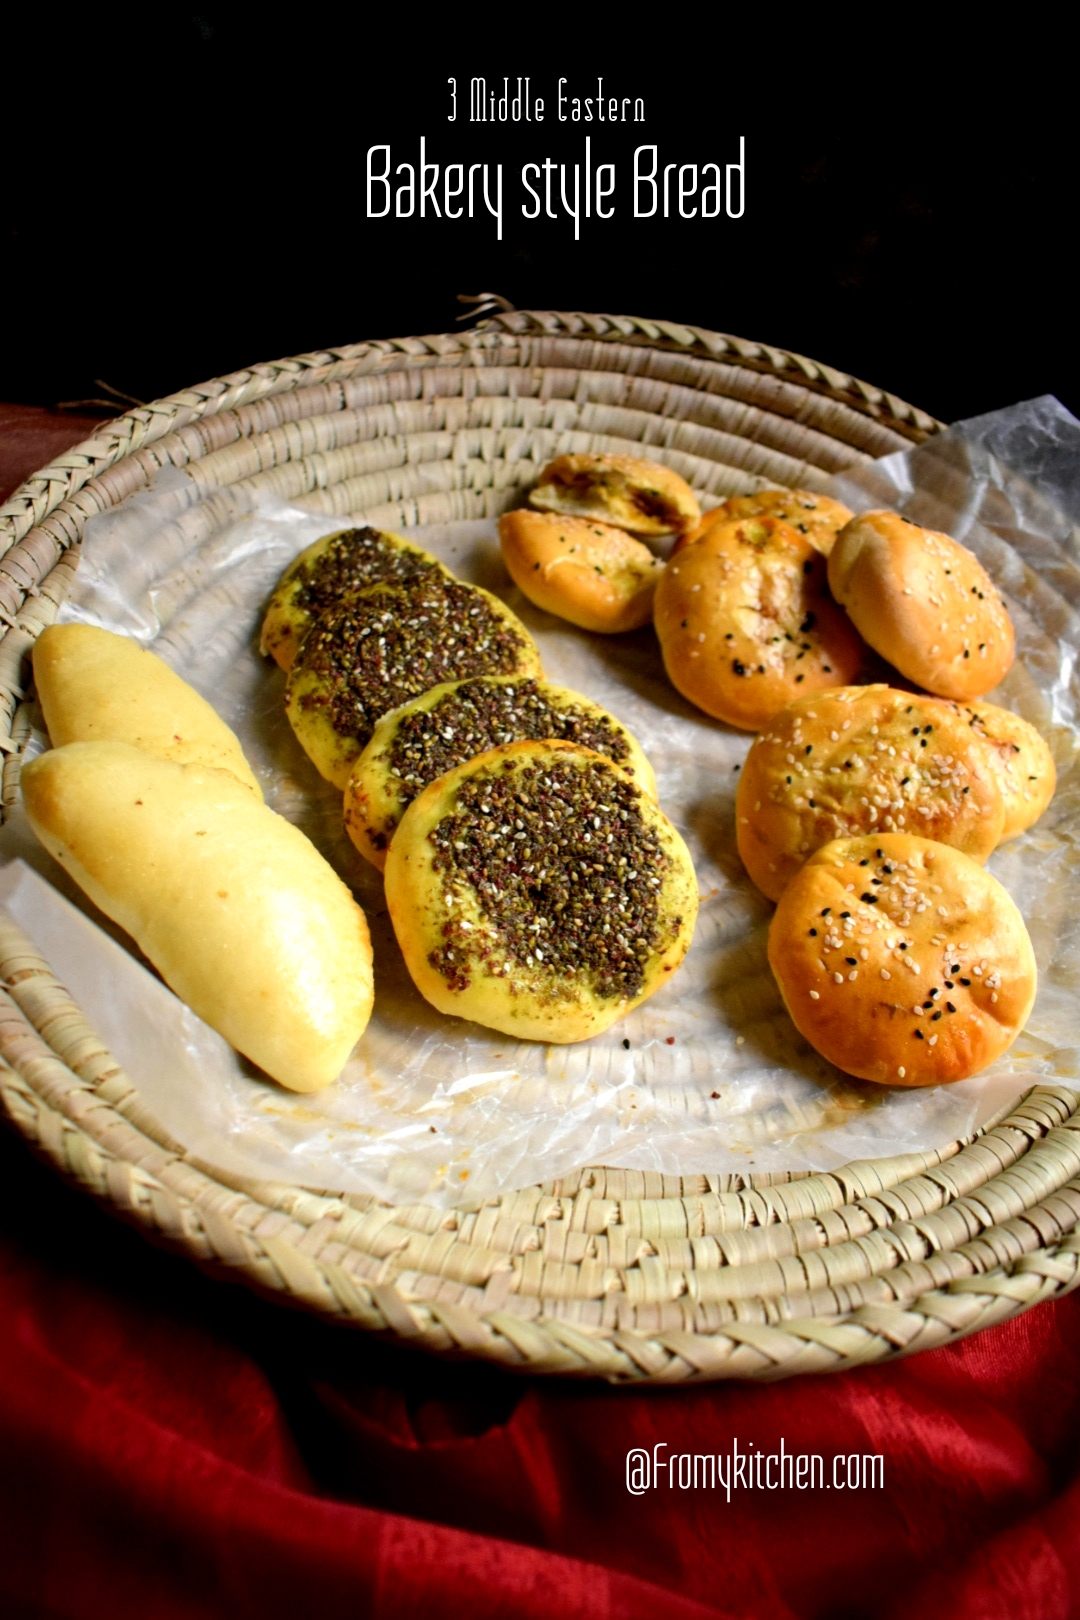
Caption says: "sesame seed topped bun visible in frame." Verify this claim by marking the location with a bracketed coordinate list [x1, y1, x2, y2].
[768, 833, 1036, 1086]
[827, 510, 1015, 700]
[653, 516, 867, 731]
[530, 453, 701, 538]
[385, 740, 698, 1043]
[957, 700, 1057, 840]
[672, 489, 853, 557]
[737, 685, 1007, 901]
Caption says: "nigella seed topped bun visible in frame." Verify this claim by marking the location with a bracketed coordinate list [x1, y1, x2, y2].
[768, 833, 1036, 1087]
[737, 685, 1006, 901]
[653, 515, 867, 730]
[672, 489, 853, 557]
[384, 740, 698, 1043]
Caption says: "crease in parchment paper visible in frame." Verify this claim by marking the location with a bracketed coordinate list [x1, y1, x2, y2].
[3, 397, 1078, 1206]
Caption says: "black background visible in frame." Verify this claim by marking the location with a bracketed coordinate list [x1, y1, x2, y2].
[3, 16, 1073, 428]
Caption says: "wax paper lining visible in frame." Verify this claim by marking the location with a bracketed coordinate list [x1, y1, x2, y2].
[3, 395, 1079, 1206]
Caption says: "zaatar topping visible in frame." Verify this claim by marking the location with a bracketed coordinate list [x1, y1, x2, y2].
[293, 527, 439, 616]
[385, 680, 631, 810]
[296, 578, 533, 746]
[427, 757, 675, 1001]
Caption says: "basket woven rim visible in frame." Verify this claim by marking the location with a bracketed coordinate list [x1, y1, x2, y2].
[2, 311, 1077, 1385]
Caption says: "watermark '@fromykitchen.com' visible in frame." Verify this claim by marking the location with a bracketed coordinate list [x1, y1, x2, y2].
[626, 1439, 884, 1500]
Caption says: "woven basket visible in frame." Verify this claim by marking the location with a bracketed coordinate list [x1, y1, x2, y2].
[3, 310, 1079, 1384]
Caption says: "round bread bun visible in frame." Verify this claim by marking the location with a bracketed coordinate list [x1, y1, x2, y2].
[285, 578, 542, 789]
[498, 509, 665, 632]
[345, 676, 656, 870]
[672, 489, 853, 557]
[737, 685, 1007, 901]
[827, 510, 1015, 699]
[958, 701, 1057, 840]
[768, 833, 1037, 1086]
[384, 740, 699, 1043]
[653, 515, 867, 730]
[529, 453, 700, 538]
[260, 525, 445, 671]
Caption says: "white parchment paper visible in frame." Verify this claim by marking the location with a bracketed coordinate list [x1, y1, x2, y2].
[3, 396, 1079, 1205]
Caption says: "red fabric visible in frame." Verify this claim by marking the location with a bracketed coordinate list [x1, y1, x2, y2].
[4, 409, 1080, 1618]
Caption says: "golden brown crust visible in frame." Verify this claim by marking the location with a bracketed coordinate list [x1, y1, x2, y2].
[345, 676, 656, 871]
[653, 516, 867, 730]
[737, 686, 1007, 901]
[672, 490, 853, 557]
[285, 578, 542, 789]
[384, 740, 698, 1043]
[22, 742, 374, 1092]
[956, 700, 1056, 840]
[827, 510, 1015, 699]
[529, 453, 701, 538]
[498, 510, 664, 632]
[259, 526, 446, 671]
[768, 833, 1036, 1086]
[32, 623, 263, 798]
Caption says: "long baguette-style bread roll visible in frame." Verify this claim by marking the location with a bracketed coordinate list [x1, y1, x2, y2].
[21, 742, 373, 1091]
[32, 623, 263, 797]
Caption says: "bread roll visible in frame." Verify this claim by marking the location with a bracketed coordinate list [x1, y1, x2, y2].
[285, 577, 542, 789]
[32, 623, 262, 797]
[530, 453, 700, 538]
[769, 833, 1036, 1086]
[673, 490, 853, 557]
[346, 675, 656, 870]
[736, 685, 1006, 900]
[260, 525, 445, 671]
[959, 701, 1057, 840]
[22, 742, 374, 1091]
[384, 740, 698, 1042]
[653, 516, 867, 730]
[827, 510, 1015, 699]
[498, 510, 664, 632]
